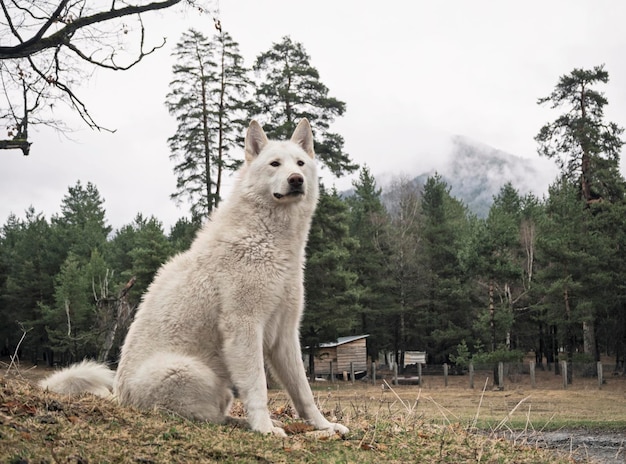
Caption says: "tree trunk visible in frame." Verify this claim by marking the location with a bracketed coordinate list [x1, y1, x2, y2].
[195, 44, 212, 215]
[583, 319, 598, 362]
[550, 324, 559, 374]
[200, 76, 212, 214]
[215, 33, 226, 208]
[537, 321, 545, 369]
[99, 277, 136, 362]
[564, 288, 574, 384]
[504, 282, 512, 349]
[489, 280, 496, 351]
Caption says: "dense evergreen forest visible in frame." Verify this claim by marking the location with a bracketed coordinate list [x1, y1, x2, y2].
[1, 28, 625, 376]
[2, 163, 625, 373]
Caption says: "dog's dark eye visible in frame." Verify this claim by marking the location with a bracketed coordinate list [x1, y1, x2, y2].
[297, 160, 305, 166]
[270, 161, 280, 167]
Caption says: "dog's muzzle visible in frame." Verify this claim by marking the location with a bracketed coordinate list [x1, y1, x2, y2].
[274, 173, 305, 199]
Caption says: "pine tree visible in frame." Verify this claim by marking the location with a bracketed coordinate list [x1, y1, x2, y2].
[536, 65, 624, 204]
[169, 217, 201, 253]
[380, 176, 423, 366]
[108, 214, 174, 305]
[166, 29, 251, 218]
[40, 251, 109, 363]
[536, 180, 593, 381]
[346, 166, 394, 358]
[0, 209, 56, 360]
[469, 183, 524, 352]
[535, 65, 625, 364]
[419, 175, 472, 363]
[250, 36, 357, 176]
[51, 181, 111, 265]
[302, 185, 359, 378]
[590, 194, 626, 371]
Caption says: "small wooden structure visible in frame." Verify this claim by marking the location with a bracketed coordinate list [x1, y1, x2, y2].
[311, 335, 369, 377]
[403, 350, 428, 366]
[382, 350, 427, 368]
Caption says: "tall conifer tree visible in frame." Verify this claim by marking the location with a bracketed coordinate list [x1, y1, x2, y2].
[166, 29, 251, 218]
[302, 185, 358, 378]
[536, 65, 625, 364]
[536, 65, 624, 203]
[250, 36, 357, 177]
[346, 166, 394, 358]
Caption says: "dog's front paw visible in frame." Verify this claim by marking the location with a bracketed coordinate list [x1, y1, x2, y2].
[330, 422, 349, 436]
[325, 422, 349, 436]
[306, 422, 349, 439]
[271, 419, 285, 428]
[251, 422, 288, 437]
[308, 422, 349, 438]
[268, 426, 287, 437]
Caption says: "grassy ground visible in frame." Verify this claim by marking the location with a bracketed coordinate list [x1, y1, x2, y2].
[1, 362, 625, 463]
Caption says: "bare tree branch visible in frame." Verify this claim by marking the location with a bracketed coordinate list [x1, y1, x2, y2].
[0, 0, 182, 59]
[64, 15, 166, 71]
[0, 0, 210, 154]
[0, 0, 71, 53]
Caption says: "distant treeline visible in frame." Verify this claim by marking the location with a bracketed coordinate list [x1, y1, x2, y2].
[1, 169, 626, 375]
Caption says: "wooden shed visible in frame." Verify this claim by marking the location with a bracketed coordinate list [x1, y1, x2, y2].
[311, 335, 369, 376]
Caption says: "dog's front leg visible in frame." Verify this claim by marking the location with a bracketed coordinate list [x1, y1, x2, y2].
[269, 332, 349, 437]
[221, 322, 287, 437]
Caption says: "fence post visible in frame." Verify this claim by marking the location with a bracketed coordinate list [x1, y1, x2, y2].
[469, 362, 474, 389]
[597, 361, 603, 389]
[330, 361, 334, 383]
[561, 361, 568, 389]
[393, 362, 398, 385]
[417, 362, 422, 387]
[443, 363, 449, 387]
[529, 360, 536, 388]
[371, 361, 376, 384]
[498, 362, 504, 390]
[350, 362, 355, 384]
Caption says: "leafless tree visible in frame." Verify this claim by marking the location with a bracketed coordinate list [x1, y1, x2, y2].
[0, 0, 211, 155]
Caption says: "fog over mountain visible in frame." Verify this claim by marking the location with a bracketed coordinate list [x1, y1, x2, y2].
[371, 135, 559, 217]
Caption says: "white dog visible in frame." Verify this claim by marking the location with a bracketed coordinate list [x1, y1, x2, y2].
[40, 119, 349, 438]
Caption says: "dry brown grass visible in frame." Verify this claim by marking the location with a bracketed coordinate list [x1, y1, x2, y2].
[3, 362, 623, 463]
[329, 369, 626, 430]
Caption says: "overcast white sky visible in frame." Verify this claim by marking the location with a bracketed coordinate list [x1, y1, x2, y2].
[2, 0, 626, 230]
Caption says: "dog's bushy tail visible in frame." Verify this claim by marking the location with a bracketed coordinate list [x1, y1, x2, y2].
[39, 360, 114, 398]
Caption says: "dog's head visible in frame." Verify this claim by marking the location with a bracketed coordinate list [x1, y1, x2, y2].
[243, 119, 318, 205]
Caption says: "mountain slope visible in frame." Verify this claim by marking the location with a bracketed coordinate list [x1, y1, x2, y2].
[390, 135, 554, 217]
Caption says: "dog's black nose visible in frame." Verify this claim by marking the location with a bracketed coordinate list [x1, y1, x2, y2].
[288, 173, 304, 188]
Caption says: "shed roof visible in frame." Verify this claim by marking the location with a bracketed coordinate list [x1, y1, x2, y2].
[318, 334, 369, 348]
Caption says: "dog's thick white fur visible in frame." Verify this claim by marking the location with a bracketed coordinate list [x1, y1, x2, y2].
[39, 119, 348, 438]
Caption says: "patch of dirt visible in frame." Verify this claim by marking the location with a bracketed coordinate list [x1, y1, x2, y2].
[498, 430, 626, 464]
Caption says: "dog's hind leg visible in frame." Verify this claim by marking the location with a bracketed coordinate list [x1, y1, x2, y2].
[116, 353, 232, 423]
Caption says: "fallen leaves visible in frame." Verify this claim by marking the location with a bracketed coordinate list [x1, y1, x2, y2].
[360, 442, 388, 451]
[283, 422, 315, 435]
[1, 400, 37, 416]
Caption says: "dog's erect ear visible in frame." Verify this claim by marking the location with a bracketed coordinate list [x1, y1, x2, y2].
[290, 119, 315, 159]
[245, 120, 269, 162]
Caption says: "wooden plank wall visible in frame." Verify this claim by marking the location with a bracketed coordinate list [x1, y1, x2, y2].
[313, 339, 368, 375]
[313, 347, 338, 375]
[337, 339, 367, 372]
